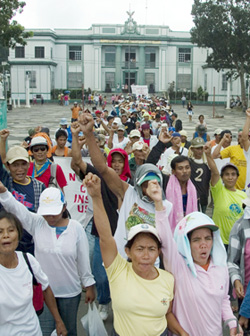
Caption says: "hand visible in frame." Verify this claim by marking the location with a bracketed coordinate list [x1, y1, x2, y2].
[55, 319, 67, 336]
[83, 172, 101, 198]
[229, 324, 243, 336]
[159, 129, 172, 144]
[203, 142, 212, 155]
[239, 316, 248, 329]
[78, 113, 94, 134]
[84, 285, 95, 303]
[21, 140, 29, 149]
[70, 122, 81, 136]
[142, 144, 150, 159]
[0, 181, 7, 193]
[0, 129, 9, 141]
[246, 108, 250, 118]
[146, 179, 163, 203]
[234, 280, 244, 299]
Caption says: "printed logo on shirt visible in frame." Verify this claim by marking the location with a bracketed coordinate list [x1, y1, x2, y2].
[12, 191, 33, 210]
[229, 203, 242, 215]
[161, 298, 168, 306]
[125, 203, 155, 230]
[220, 285, 224, 290]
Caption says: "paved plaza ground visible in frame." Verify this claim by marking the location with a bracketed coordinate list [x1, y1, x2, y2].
[5, 101, 243, 335]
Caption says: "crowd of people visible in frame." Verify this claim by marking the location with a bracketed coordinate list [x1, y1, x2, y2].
[1, 94, 250, 336]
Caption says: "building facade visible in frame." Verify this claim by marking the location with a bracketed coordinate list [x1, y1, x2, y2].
[8, 12, 242, 102]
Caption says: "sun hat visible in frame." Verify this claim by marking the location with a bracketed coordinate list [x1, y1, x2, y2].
[6, 146, 30, 164]
[127, 223, 161, 242]
[37, 188, 65, 216]
[179, 130, 187, 137]
[191, 137, 205, 148]
[132, 141, 144, 151]
[30, 136, 48, 148]
[129, 130, 141, 138]
[59, 118, 68, 126]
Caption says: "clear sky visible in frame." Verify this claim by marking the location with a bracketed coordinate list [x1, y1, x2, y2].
[15, 0, 195, 32]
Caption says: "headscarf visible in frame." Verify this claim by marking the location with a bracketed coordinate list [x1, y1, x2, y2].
[107, 148, 131, 182]
[173, 211, 227, 277]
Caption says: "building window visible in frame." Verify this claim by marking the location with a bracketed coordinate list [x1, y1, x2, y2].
[68, 72, 82, 88]
[15, 46, 25, 58]
[104, 46, 116, 67]
[35, 46, 45, 58]
[26, 71, 36, 88]
[177, 74, 191, 90]
[69, 46, 82, 61]
[178, 48, 191, 63]
[145, 73, 155, 93]
[145, 48, 156, 68]
[105, 72, 115, 90]
[125, 47, 136, 68]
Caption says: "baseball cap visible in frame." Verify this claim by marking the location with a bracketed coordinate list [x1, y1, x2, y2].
[6, 146, 30, 164]
[191, 137, 205, 148]
[141, 123, 150, 130]
[117, 124, 125, 132]
[74, 101, 77, 105]
[113, 117, 122, 125]
[179, 130, 187, 137]
[60, 118, 68, 126]
[168, 127, 175, 132]
[214, 128, 222, 136]
[95, 110, 102, 115]
[185, 212, 219, 234]
[30, 136, 48, 148]
[37, 188, 65, 216]
[172, 132, 181, 137]
[221, 162, 239, 176]
[132, 141, 144, 151]
[137, 172, 161, 185]
[143, 112, 150, 117]
[129, 130, 141, 138]
[127, 223, 161, 242]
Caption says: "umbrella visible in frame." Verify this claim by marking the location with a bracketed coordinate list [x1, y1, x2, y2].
[64, 90, 70, 94]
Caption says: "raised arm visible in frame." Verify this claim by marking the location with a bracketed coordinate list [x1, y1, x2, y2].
[70, 122, 87, 176]
[204, 143, 220, 187]
[83, 173, 117, 267]
[78, 113, 128, 200]
[146, 129, 172, 165]
[211, 133, 230, 159]
[0, 129, 9, 165]
[242, 109, 250, 152]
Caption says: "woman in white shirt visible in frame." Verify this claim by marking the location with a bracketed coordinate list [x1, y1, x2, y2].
[0, 210, 67, 336]
[0, 184, 95, 336]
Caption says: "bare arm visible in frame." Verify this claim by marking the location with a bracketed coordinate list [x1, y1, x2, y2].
[107, 129, 114, 149]
[78, 113, 128, 200]
[43, 286, 67, 336]
[166, 301, 190, 336]
[242, 109, 250, 152]
[0, 129, 9, 165]
[83, 173, 117, 267]
[204, 143, 220, 186]
[70, 122, 87, 176]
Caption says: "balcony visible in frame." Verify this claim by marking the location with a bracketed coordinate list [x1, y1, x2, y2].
[122, 61, 138, 69]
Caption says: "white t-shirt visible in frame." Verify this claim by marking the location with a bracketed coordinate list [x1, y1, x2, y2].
[160, 147, 188, 175]
[114, 185, 173, 258]
[112, 134, 129, 149]
[244, 147, 250, 188]
[0, 191, 95, 298]
[0, 252, 49, 336]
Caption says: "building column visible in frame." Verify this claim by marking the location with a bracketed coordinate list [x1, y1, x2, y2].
[139, 46, 145, 85]
[115, 45, 122, 88]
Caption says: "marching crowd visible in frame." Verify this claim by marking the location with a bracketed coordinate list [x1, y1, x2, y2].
[0, 94, 250, 336]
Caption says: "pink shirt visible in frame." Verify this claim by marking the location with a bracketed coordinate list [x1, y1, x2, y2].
[244, 239, 250, 291]
[156, 209, 236, 336]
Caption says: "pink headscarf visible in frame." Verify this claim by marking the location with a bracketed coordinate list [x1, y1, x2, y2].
[107, 148, 131, 182]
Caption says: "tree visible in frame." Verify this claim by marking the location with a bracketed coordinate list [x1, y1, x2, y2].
[0, 0, 33, 48]
[191, 0, 250, 109]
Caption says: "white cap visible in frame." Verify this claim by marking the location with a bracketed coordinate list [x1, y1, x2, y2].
[132, 141, 144, 151]
[37, 188, 65, 216]
[129, 130, 141, 138]
[113, 117, 122, 126]
[127, 224, 161, 242]
[6, 146, 29, 164]
[30, 136, 48, 148]
[179, 130, 187, 137]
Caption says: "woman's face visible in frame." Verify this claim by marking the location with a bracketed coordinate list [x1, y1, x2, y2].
[221, 168, 238, 190]
[111, 153, 125, 176]
[0, 218, 19, 255]
[125, 233, 160, 278]
[142, 128, 150, 138]
[190, 228, 213, 266]
[43, 206, 65, 226]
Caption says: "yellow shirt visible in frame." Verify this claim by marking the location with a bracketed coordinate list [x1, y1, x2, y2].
[220, 145, 246, 190]
[106, 253, 174, 336]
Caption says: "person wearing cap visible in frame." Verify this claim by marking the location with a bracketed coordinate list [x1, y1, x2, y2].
[193, 124, 210, 142]
[141, 111, 151, 126]
[77, 113, 173, 259]
[188, 137, 211, 213]
[54, 117, 72, 147]
[204, 144, 246, 246]
[121, 113, 136, 134]
[242, 108, 250, 189]
[71, 102, 82, 123]
[141, 123, 158, 150]
[179, 130, 191, 149]
[108, 123, 129, 150]
[0, 182, 96, 335]
[171, 113, 182, 132]
[212, 129, 246, 190]
[27, 136, 67, 190]
[83, 173, 182, 336]
[210, 128, 222, 147]
[151, 114, 162, 136]
[124, 129, 141, 157]
[160, 132, 188, 174]
[52, 129, 72, 157]
[129, 141, 150, 184]
[228, 188, 250, 325]
[149, 179, 242, 336]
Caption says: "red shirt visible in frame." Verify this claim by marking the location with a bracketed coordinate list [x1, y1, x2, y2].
[27, 162, 67, 188]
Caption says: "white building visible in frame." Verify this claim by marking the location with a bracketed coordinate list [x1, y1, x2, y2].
[8, 12, 242, 103]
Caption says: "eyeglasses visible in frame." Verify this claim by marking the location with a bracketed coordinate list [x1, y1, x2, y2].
[32, 146, 47, 153]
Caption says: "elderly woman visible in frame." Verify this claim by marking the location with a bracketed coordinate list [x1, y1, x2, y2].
[0, 184, 95, 336]
[147, 179, 243, 336]
[83, 172, 188, 336]
[0, 210, 67, 336]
